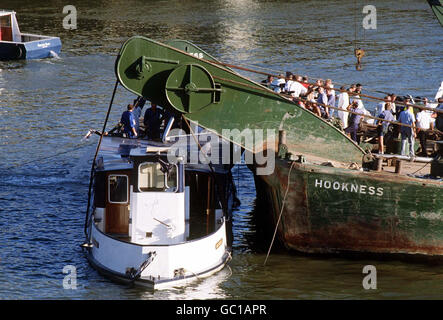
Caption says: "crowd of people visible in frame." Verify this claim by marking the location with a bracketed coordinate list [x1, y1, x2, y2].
[262, 73, 443, 157]
[119, 76, 443, 159]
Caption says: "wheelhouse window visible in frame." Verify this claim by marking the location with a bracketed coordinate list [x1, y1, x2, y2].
[0, 15, 12, 42]
[138, 162, 177, 192]
[108, 175, 128, 203]
[0, 15, 11, 28]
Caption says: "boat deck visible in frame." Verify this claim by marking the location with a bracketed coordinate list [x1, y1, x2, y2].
[293, 150, 441, 184]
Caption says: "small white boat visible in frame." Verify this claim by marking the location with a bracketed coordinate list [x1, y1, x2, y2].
[82, 129, 236, 289]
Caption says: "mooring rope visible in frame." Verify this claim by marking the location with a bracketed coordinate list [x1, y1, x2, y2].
[1, 142, 93, 171]
[84, 80, 119, 238]
[263, 161, 295, 266]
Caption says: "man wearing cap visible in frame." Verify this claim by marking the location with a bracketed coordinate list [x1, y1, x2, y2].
[337, 86, 350, 129]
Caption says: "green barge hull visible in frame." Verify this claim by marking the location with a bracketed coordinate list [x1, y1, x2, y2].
[254, 158, 443, 257]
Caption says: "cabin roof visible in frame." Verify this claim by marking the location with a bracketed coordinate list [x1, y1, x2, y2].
[96, 135, 231, 174]
[0, 10, 15, 17]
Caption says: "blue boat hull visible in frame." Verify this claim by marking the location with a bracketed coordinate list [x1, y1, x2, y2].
[0, 35, 61, 60]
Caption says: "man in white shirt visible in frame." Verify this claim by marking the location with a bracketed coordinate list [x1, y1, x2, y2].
[375, 96, 391, 117]
[284, 73, 294, 93]
[337, 86, 350, 129]
[419, 97, 436, 128]
[288, 75, 307, 98]
[416, 105, 434, 156]
[271, 74, 286, 93]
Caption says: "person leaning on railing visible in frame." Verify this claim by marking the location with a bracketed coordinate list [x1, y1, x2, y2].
[415, 98, 434, 156]
[376, 102, 395, 154]
[432, 97, 443, 134]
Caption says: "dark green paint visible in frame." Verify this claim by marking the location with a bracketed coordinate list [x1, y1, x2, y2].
[258, 159, 443, 255]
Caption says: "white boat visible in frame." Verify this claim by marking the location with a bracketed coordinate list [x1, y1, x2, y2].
[82, 126, 237, 289]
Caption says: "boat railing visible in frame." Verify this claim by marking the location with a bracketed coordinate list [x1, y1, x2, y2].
[372, 153, 435, 163]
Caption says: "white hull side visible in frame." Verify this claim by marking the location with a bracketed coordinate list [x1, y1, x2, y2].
[87, 219, 230, 289]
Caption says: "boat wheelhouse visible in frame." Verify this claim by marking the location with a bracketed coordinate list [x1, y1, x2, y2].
[0, 10, 61, 60]
[83, 130, 236, 289]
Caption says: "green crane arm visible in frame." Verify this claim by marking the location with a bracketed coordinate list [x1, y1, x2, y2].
[427, 0, 443, 27]
[115, 36, 366, 164]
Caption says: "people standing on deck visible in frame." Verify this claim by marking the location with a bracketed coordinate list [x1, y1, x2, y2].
[308, 101, 322, 117]
[375, 95, 391, 117]
[356, 83, 363, 95]
[271, 74, 286, 93]
[316, 86, 329, 119]
[350, 83, 374, 125]
[393, 96, 403, 119]
[284, 73, 294, 94]
[376, 102, 395, 154]
[351, 83, 364, 110]
[420, 97, 434, 113]
[325, 86, 336, 119]
[143, 103, 165, 140]
[337, 86, 350, 129]
[261, 75, 274, 88]
[347, 84, 357, 106]
[301, 76, 310, 89]
[345, 101, 363, 143]
[287, 75, 308, 98]
[389, 93, 397, 114]
[325, 79, 335, 96]
[395, 95, 413, 119]
[120, 104, 138, 138]
[416, 103, 434, 156]
[132, 96, 146, 135]
[398, 106, 416, 157]
[432, 97, 443, 133]
[420, 97, 437, 128]
[306, 84, 316, 102]
[312, 79, 324, 100]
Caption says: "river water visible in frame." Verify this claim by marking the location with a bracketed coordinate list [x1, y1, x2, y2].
[0, 0, 442, 300]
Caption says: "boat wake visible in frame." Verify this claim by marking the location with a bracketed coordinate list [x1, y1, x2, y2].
[49, 50, 60, 59]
